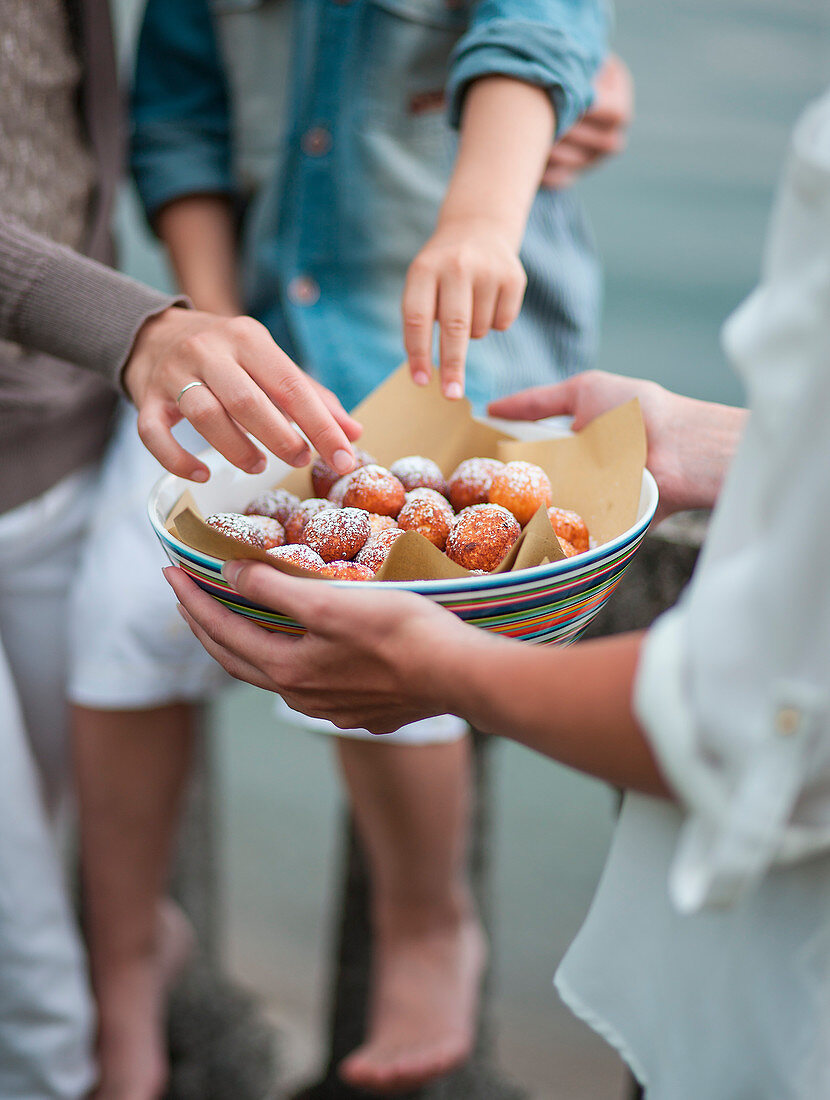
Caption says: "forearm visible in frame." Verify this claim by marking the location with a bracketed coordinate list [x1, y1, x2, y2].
[156, 195, 241, 315]
[0, 214, 181, 386]
[433, 626, 670, 796]
[439, 76, 555, 246]
[667, 396, 747, 513]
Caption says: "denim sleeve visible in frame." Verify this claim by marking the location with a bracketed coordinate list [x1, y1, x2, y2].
[130, 0, 234, 223]
[447, 0, 609, 137]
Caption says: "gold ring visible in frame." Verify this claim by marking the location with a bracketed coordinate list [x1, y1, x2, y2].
[175, 380, 207, 405]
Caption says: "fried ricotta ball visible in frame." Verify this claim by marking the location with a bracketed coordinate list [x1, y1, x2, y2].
[342, 465, 406, 517]
[301, 507, 371, 562]
[445, 503, 521, 572]
[447, 457, 505, 512]
[327, 473, 355, 505]
[396, 488, 455, 550]
[356, 526, 406, 572]
[488, 460, 552, 526]
[319, 560, 376, 581]
[389, 456, 448, 497]
[266, 544, 325, 572]
[367, 513, 399, 539]
[283, 497, 336, 544]
[204, 512, 267, 549]
[243, 487, 300, 526]
[311, 447, 375, 499]
[243, 515, 286, 549]
[547, 507, 590, 554]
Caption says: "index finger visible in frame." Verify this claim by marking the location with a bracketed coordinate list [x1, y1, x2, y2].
[436, 273, 472, 400]
[487, 378, 579, 421]
[402, 263, 439, 386]
[241, 325, 357, 476]
[165, 565, 303, 669]
[306, 377, 364, 443]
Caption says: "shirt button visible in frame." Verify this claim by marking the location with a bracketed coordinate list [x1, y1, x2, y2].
[288, 275, 320, 306]
[302, 126, 332, 157]
[775, 706, 802, 737]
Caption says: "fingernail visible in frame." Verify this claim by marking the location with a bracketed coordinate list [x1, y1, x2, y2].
[333, 448, 355, 475]
[222, 561, 242, 587]
[191, 469, 209, 483]
[249, 458, 267, 475]
[444, 382, 463, 400]
[413, 371, 430, 386]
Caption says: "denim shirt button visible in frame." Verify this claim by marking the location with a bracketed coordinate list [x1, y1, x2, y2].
[288, 275, 321, 306]
[775, 706, 802, 738]
[302, 126, 332, 157]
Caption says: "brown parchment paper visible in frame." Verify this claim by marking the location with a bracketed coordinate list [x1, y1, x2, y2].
[168, 364, 647, 582]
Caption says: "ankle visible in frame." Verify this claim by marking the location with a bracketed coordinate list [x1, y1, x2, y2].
[372, 883, 478, 937]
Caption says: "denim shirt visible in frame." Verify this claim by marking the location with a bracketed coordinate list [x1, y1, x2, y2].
[132, 0, 607, 412]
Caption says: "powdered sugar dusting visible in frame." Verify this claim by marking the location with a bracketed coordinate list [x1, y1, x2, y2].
[390, 456, 448, 495]
[267, 544, 325, 569]
[448, 457, 504, 510]
[243, 488, 300, 524]
[493, 460, 551, 497]
[404, 487, 454, 515]
[244, 515, 286, 548]
[489, 461, 552, 525]
[301, 507, 371, 562]
[356, 526, 405, 571]
[205, 512, 267, 549]
[327, 473, 356, 505]
[397, 489, 454, 548]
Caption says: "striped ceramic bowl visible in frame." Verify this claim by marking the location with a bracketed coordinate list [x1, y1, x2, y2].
[149, 449, 657, 646]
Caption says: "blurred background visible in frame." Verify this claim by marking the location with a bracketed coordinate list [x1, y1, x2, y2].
[112, 1, 827, 1096]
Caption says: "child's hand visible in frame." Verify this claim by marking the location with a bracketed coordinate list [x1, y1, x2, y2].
[402, 216, 527, 399]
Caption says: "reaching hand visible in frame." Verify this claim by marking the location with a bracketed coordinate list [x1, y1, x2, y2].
[402, 216, 527, 400]
[165, 562, 465, 734]
[542, 54, 633, 190]
[123, 306, 362, 482]
[489, 370, 747, 521]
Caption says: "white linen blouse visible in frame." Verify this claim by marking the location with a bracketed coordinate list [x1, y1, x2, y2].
[556, 89, 830, 1099]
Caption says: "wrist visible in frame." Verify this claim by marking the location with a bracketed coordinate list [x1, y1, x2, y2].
[122, 304, 188, 402]
[185, 291, 242, 317]
[416, 617, 497, 729]
[435, 206, 524, 252]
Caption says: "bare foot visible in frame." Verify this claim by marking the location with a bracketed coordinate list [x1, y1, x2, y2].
[90, 900, 195, 1100]
[339, 906, 487, 1094]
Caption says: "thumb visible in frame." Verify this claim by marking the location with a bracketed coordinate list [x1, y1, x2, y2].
[222, 561, 332, 632]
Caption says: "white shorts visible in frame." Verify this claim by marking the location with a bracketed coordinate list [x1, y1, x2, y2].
[67, 405, 229, 709]
[274, 696, 468, 745]
[68, 404, 466, 744]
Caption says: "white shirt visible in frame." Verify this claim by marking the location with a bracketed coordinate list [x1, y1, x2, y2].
[556, 89, 830, 1099]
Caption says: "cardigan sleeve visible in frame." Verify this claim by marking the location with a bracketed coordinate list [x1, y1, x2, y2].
[0, 214, 186, 388]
